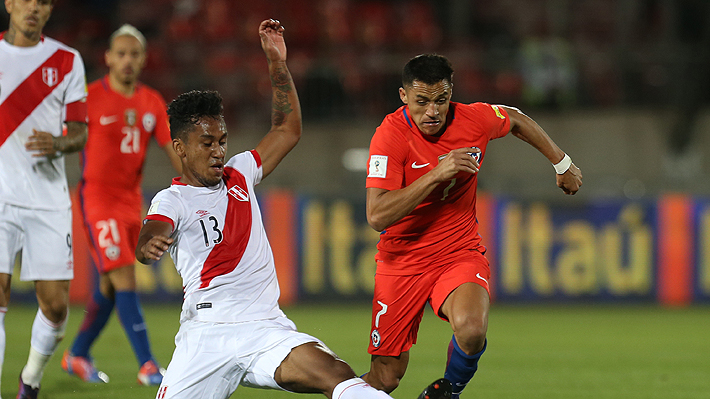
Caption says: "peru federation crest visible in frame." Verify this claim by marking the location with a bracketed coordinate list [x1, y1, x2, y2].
[42, 67, 59, 87]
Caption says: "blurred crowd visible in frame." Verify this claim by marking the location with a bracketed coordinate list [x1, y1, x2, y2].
[4, 0, 708, 124]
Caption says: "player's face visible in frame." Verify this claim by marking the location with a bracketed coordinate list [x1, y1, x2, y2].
[175, 116, 228, 188]
[5, 0, 53, 41]
[105, 35, 146, 85]
[399, 80, 452, 136]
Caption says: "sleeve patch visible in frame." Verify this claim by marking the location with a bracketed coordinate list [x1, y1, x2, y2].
[491, 105, 506, 120]
[147, 200, 160, 215]
[368, 155, 388, 178]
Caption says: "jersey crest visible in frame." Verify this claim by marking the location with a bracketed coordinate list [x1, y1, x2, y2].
[42, 67, 59, 87]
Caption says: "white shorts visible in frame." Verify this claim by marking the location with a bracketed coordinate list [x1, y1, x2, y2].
[0, 202, 74, 281]
[156, 316, 322, 399]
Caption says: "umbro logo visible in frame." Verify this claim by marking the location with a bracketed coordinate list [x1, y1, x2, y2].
[196, 210, 209, 217]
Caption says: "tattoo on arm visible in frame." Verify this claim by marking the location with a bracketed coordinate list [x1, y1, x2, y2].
[270, 65, 293, 126]
[54, 122, 88, 154]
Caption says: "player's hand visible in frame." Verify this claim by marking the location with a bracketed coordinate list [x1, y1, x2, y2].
[259, 19, 286, 63]
[140, 235, 174, 261]
[431, 147, 481, 182]
[556, 163, 582, 195]
[25, 129, 58, 158]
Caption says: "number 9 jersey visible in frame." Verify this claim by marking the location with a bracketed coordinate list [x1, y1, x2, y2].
[145, 150, 286, 324]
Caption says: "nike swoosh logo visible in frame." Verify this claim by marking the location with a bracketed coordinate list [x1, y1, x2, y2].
[411, 162, 430, 169]
[100, 115, 118, 125]
[476, 273, 489, 285]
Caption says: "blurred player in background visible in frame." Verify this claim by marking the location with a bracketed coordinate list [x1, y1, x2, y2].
[362, 54, 583, 399]
[0, 0, 88, 397]
[61, 24, 180, 386]
[136, 19, 438, 399]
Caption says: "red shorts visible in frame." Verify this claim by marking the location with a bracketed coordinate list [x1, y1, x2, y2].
[80, 194, 142, 274]
[367, 250, 490, 356]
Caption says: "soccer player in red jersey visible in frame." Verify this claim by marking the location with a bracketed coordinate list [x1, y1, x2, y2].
[61, 24, 180, 386]
[1, 1, 88, 397]
[362, 54, 583, 399]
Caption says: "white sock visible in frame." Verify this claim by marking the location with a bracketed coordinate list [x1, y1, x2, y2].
[0, 307, 6, 397]
[21, 309, 67, 388]
[332, 378, 393, 399]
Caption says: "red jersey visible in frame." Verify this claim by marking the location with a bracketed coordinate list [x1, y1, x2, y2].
[80, 76, 171, 206]
[366, 102, 510, 275]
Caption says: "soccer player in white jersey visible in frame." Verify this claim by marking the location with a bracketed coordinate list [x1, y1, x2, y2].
[136, 19, 444, 399]
[0, 0, 88, 398]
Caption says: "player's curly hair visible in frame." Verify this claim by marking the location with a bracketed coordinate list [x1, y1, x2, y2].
[402, 54, 454, 88]
[167, 90, 224, 140]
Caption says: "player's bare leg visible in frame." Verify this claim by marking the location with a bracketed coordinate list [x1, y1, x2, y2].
[363, 351, 409, 393]
[275, 342, 392, 398]
[439, 282, 490, 398]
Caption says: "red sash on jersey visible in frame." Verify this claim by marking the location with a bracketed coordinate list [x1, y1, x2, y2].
[200, 167, 253, 288]
[0, 48, 75, 147]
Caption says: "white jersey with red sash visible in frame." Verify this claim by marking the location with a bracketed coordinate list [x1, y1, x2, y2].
[0, 34, 87, 210]
[145, 150, 286, 324]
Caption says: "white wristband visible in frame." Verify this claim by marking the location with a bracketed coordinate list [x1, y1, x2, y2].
[553, 154, 572, 174]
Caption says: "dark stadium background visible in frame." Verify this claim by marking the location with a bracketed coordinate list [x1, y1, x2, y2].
[2, 1, 710, 398]
[3, 0, 710, 305]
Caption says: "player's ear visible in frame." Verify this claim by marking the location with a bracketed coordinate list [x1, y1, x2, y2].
[173, 138, 185, 158]
[104, 49, 111, 68]
[399, 87, 408, 105]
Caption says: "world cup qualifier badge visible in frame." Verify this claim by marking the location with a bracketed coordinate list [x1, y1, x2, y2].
[371, 329, 381, 348]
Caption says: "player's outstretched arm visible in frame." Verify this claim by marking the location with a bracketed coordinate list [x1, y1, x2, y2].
[253, 19, 302, 179]
[136, 220, 173, 265]
[501, 105, 583, 195]
[367, 147, 481, 231]
[25, 122, 88, 158]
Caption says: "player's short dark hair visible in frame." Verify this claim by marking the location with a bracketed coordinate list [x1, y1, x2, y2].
[167, 90, 224, 140]
[402, 54, 454, 88]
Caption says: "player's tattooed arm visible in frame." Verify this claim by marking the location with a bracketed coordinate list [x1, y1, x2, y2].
[255, 19, 303, 179]
[136, 220, 174, 264]
[269, 62, 294, 127]
[55, 121, 88, 153]
[25, 122, 87, 158]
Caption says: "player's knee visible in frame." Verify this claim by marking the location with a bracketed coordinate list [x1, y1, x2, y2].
[379, 373, 403, 393]
[452, 314, 487, 354]
[39, 297, 69, 322]
[368, 367, 404, 393]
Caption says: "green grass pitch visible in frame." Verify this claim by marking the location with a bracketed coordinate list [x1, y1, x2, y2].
[1, 303, 709, 398]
